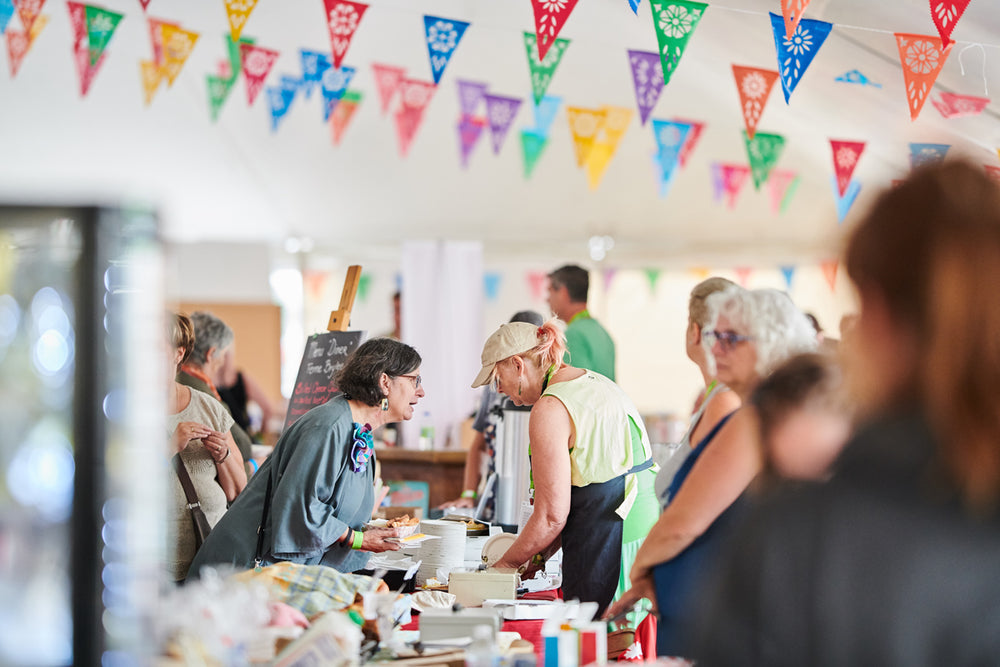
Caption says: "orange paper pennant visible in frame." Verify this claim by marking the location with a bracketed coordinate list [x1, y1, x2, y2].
[780, 0, 811, 39]
[15, 0, 46, 35]
[732, 65, 779, 140]
[895, 33, 952, 121]
[139, 60, 163, 105]
[160, 24, 199, 86]
[820, 260, 838, 293]
[566, 106, 607, 168]
[224, 0, 259, 42]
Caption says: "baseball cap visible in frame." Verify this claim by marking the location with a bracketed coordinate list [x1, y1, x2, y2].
[471, 322, 542, 388]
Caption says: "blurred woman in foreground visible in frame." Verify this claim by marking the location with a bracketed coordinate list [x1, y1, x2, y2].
[693, 162, 1000, 664]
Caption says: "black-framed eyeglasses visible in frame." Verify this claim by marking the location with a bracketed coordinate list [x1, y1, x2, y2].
[397, 374, 422, 388]
[703, 329, 754, 351]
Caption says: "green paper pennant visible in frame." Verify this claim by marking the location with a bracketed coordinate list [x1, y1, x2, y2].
[644, 268, 661, 293]
[649, 0, 707, 86]
[207, 74, 233, 122]
[780, 174, 801, 213]
[342, 89, 363, 105]
[84, 5, 123, 66]
[523, 31, 569, 106]
[225, 34, 255, 83]
[521, 130, 547, 179]
[743, 130, 786, 190]
[356, 274, 371, 303]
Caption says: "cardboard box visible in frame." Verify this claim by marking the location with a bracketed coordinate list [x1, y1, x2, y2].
[448, 571, 517, 608]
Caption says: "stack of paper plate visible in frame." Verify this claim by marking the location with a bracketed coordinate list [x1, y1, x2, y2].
[410, 519, 467, 585]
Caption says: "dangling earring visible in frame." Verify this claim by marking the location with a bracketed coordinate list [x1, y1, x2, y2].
[381, 397, 389, 411]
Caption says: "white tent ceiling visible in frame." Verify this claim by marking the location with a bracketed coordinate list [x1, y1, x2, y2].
[2, 0, 999, 265]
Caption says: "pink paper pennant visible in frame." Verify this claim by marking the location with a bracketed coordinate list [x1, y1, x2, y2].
[394, 106, 424, 157]
[218, 60, 232, 79]
[932, 91, 990, 118]
[929, 0, 971, 47]
[372, 63, 406, 114]
[720, 164, 750, 208]
[67, 1, 86, 45]
[780, 0, 811, 39]
[324, 0, 368, 70]
[529, 0, 579, 61]
[768, 169, 798, 214]
[675, 118, 704, 168]
[732, 65, 779, 140]
[148, 17, 180, 67]
[398, 77, 436, 112]
[895, 33, 952, 121]
[733, 267, 752, 287]
[14, 0, 45, 34]
[830, 140, 865, 197]
[73, 40, 106, 96]
[527, 270, 548, 302]
[239, 43, 279, 106]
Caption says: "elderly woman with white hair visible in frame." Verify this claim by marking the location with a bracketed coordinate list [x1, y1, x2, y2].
[606, 286, 816, 657]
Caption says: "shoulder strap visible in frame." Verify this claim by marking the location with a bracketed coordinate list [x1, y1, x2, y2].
[171, 453, 201, 509]
[254, 470, 274, 571]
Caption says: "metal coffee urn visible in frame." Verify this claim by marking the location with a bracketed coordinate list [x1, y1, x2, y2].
[493, 404, 532, 530]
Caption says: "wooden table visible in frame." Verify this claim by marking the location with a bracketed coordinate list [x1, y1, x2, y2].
[375, 448, 467, 510]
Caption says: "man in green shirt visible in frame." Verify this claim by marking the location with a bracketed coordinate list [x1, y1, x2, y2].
[547, 264, 616, 381]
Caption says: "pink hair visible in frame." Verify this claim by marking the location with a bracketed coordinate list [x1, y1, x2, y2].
[527, 318, 567, 370]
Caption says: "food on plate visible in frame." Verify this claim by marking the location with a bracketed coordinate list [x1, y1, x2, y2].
[386, 515, 420, 528]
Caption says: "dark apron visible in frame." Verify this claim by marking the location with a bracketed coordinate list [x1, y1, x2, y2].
[561, 458, 653, 616]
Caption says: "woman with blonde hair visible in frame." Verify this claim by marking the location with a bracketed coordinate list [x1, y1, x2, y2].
[471, 319, 659, 615]
[693, 161, 1000, 664]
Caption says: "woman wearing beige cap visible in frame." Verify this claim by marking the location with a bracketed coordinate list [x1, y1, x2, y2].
[472, 319, 660, 616]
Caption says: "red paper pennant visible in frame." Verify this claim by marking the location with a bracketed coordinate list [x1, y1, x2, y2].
[6, 29, 30, 76]
[526, 270, 548, 302]
[331, 96, 361, 146]
[73, 40, 106, 96]
[139, 0, 152, 11]
[720, 164, 750, 209]
[895, 33, 952, 121]
[929, 0, 971, 47]
[67, 1, 86, 45]
[398, 77, 436, 113]
[675, 118, 704, 168]
[830, 140, 865, 197]
[372, 63, 406, 114]
[14, 0, 46, 34]
[732, 65, 779, 140]
[820, 260, 838, 293]
[148, 17, 179, 67]
[734, 267, 753, 288]
[530, 0, 579, 61]
[394, 106, 425, 157]
[324, 0, 368, 70]
[239, 43, 279, 106]
[932, 91, 990, 118]
[780, 0, 811, 39]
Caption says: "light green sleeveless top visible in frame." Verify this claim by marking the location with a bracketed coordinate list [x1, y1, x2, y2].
[542, 371, 656, 520]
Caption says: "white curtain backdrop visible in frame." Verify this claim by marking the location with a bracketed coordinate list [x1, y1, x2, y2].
[400, 241, 484, 449]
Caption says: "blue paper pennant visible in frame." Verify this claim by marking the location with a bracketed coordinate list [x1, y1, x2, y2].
[300, 50, 332, 100]
[483, 272, 502, 301]
[770, 12, 832, 103]
[531, 96, 562, 137]
[627, 0, 641, 14]
[831, 177, 861, 224]
[779, 265, 796, 289]
[835, 69, 881, 88]
[0, 0, 14, 34]
[267, 76, 301, 132]
[424, 15, 470, 85]
[321, 65, 356, 121]
[909, 143, 950, 169]
[651, 119, 692, 196]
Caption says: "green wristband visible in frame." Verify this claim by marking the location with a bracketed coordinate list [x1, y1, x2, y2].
[351, 530, 364, 550]
[461, 489, 477, 500]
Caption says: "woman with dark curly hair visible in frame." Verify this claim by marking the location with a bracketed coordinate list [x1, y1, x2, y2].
[189, 337, 424, 578]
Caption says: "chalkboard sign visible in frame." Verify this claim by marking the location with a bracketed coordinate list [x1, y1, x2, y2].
[283, 330, 366, 432]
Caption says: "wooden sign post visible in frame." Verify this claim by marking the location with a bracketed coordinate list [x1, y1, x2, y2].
[327, 265, 362, 331]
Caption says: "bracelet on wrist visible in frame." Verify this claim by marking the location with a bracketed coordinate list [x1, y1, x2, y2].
[531, 553, 545, 565]
[351, 529, 364, 550]
[216, 447, 231, 464]
[461, 489, 477, 500]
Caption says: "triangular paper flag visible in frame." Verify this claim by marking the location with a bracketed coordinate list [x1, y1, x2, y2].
[566, 106, 606, 167]
[733, 65, 779, 140]
[675, 117, 704, 167]
[320, 65, 355, 121]
[160, 24, 198, 86]
[0, 0, 16, 34]
[457, 114, 486, 168]
[239, 42, 279, 106]
[743, 130, 785, 190]
[713, 163, 751, 208]
[331, 90, 362, 145]
[6, 28, 30, 76]
[531, 95, 561, 137]
[649, 0, 708, 86]
[780, 0, 811, 39]
[932, 91, 990, 118]
[909, 142, 949, 169]
[526, 270, 548, 302]
[206, 74, 234, 121]
[225, 33, 254, 82]
[771, 12, 832, 103]
[627, 0, 640, 13]
[644, 268, 661, 293]
[830, 140, 865, 197]
[529, 0, 578, 61]
[651, 119, 691, 194]
[394, 78, 436, 156]
[835, 69, 881, 87]
[780, 265, 796, 289]
[67, 1, 87, 45]
[456, 79, 488, 117]
[224, 0, 258, 42]
[139, 59, 162, 105]
[652, 151, 680, 198]
[147, 17, 178, 67]
[523, 31, 569, 105]
[586, 106, 633, 190]
[372, 63, 406, 114]
[895, 33, 952, 121]
[267, 76, 299, 132]
[15, 0, 45, 34]
[395, 106, 424, 157]
[73, 38, 106, 96]
[483, 273, 502, 301]
[521, 130, 548, 178]
[602, 268, 617, 293]
[768, 170, 799, 214]
[483, 94, 522, 155]
[820, 260, 838, 293]
[84, 5, 123, 66]
[324, 0, 368, 70]
[929, 0, 970, 47]
[299, 49, 331, 99]
[138, 0, 151, 10]
[628, 49, 664, 125]
[423, 15, 469, 84]
[733, 267, 752, 288]
[831, 177, 861, 224]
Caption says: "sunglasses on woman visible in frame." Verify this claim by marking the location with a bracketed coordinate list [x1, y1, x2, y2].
[703, 330, 754, 351]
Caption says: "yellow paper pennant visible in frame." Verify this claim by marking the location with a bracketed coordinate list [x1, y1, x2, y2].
[566, 106, 607, 168]
[585, 142, 614, 190]
[688, 267, 711, 281]
[160, 24, 199, 86]
[139, 60, 163, 105]
[224, 0, 259, 42]
[585, 106, 633, 190]
[28, 14, 48, 43]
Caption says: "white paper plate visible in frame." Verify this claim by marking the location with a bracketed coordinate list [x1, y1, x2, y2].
[480, 532, 517, 566]
[386, 533, 441, 545]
